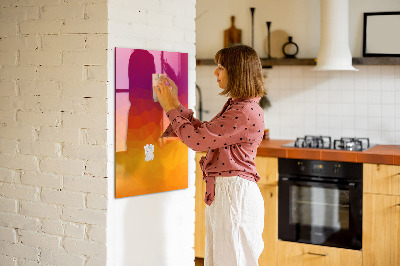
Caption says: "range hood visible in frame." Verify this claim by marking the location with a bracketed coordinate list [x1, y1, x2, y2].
[314, 0, 358, 71]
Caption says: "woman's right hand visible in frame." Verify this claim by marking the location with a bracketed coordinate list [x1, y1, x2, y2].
[161, 76, 180, 108]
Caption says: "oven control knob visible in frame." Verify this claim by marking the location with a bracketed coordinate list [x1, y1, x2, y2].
[334, 164, 341, 174]
[298, 161, 305, 171]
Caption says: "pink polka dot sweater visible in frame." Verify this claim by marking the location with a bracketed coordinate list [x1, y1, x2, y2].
[161, 97, 265, 205]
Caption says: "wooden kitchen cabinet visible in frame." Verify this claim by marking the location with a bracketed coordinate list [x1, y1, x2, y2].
[195, 152, 207, 258]
[258, 184, 278, 266]
[255, 156, 278, 186]
[363, 163, 400, 196]
[363, 163, 400, 266]
[363, 191, 400, 266]
[276, 240, 362, 266]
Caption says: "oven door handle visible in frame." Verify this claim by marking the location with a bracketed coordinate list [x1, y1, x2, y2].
[280, 177, 357, 189]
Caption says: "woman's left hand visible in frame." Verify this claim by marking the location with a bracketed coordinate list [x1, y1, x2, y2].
[153, 77, 175, 113]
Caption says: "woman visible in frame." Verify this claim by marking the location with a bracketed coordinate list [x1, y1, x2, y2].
[154, 44, 266, 266]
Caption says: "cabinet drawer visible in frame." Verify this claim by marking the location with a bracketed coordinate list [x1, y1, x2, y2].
[364, 164, 400, 196]
[277, 241, 362, 266]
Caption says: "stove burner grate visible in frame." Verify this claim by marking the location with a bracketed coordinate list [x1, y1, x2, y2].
[333, 137, 370, 151]
[295, 135, 332, 149]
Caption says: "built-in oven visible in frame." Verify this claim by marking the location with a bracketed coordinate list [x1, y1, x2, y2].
[278, 158, 363, 250]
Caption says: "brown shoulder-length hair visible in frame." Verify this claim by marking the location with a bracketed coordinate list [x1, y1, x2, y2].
[214, 44, 266, 99]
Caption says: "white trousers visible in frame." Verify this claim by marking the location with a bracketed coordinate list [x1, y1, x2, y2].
[205, 176, 265, 266]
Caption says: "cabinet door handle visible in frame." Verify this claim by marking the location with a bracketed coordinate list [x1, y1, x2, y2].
[397, 204, 400, 207]
[307, 252, 328, 256]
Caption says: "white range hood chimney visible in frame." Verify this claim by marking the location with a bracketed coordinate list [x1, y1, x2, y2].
[314, 0, 358, 71]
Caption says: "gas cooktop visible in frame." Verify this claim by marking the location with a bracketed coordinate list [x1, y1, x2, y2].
[282, 135, 375, 151]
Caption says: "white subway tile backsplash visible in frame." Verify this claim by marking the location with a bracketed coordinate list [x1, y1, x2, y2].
[342, 128, 355, 137]
[279, 126, 293, 138]
[292, 92, 304, 103]
[355, 104, 368, 117]
[316, 103, 329, 116]
[381, 66, 395, 77]
[368, 117, 382, 131]
[368, 130, 382, 143]
[382, 78, 395, 91]
[354, 89, 368, 104]
[328, 88, 341, 103]
[341, 104, 355, 116]
[316, 89, 329, 103]
[341, 71, 355, 81]
[367, 65, 381, 76]
[304, 102, 316, 115]
[382, 105, 395, 118]
[355, 116, 368, 130]
[342, 117, 355, 129]
[303, 67, 316, 78]
[382, 90, 395, 104]
[304, 90, 316, 104]
[278, 67, 292, 78]
[291, 78, 304, 90]
[382, 131, 396, 144]
[367, 77, 381, 91]
[382, 117, 396, 131]
[367, 104, 382, 118]
[367, 91, 381, 105]
[395, 66, 400, 78]
[354, 77, 367, 91]
[291, 67, 303, 78]
[316, 115, 330, 128]
[316, 70, 328, 79]
[396, 105, 400, 117]
[328, 74, 341, 89]
[315, 76, 329, 89]
[355, 128, 368, 138]
[396, 89, 400, 104]
[328, 103, 341, 116]
[304, 126, 317, 135]
[196, 65, 400, 144]
[280, 114, 292, 127]
[329, 116, 342, 129]
[279, 77, 291, 89]
[341, 89, 354, 104]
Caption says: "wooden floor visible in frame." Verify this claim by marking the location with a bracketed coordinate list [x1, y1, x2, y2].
[195, 257, 204, 266]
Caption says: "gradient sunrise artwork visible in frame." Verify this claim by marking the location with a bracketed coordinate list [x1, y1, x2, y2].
[115, 47, 188, 198]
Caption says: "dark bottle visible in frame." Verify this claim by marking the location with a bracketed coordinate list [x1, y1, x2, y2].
[282, 36, 299, 58]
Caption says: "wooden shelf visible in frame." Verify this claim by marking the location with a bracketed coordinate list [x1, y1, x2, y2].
[352, 57, 400, 65]
[196, 57, 400, 67]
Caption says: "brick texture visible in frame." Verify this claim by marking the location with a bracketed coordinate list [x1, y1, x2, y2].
[0, 1, 108, 264]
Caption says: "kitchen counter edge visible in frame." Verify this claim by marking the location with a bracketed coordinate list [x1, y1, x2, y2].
[195, 140, 400, 165]
[256, 139, 400, 165]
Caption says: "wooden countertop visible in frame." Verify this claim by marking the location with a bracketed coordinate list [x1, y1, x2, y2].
[256, 139, 400, 165]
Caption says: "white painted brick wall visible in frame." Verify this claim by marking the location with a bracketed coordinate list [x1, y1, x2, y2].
[42, 219, 64, 236]
[0, 226, 17, 243]
[65, 222, 85, 239]
[0, 0, 108, 265]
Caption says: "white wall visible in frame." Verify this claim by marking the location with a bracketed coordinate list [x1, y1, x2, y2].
[196, 0, 400, 145]
[107, 0, 197, 265]
[196, 0, 400, 58]
[0, 0, 108, 265]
